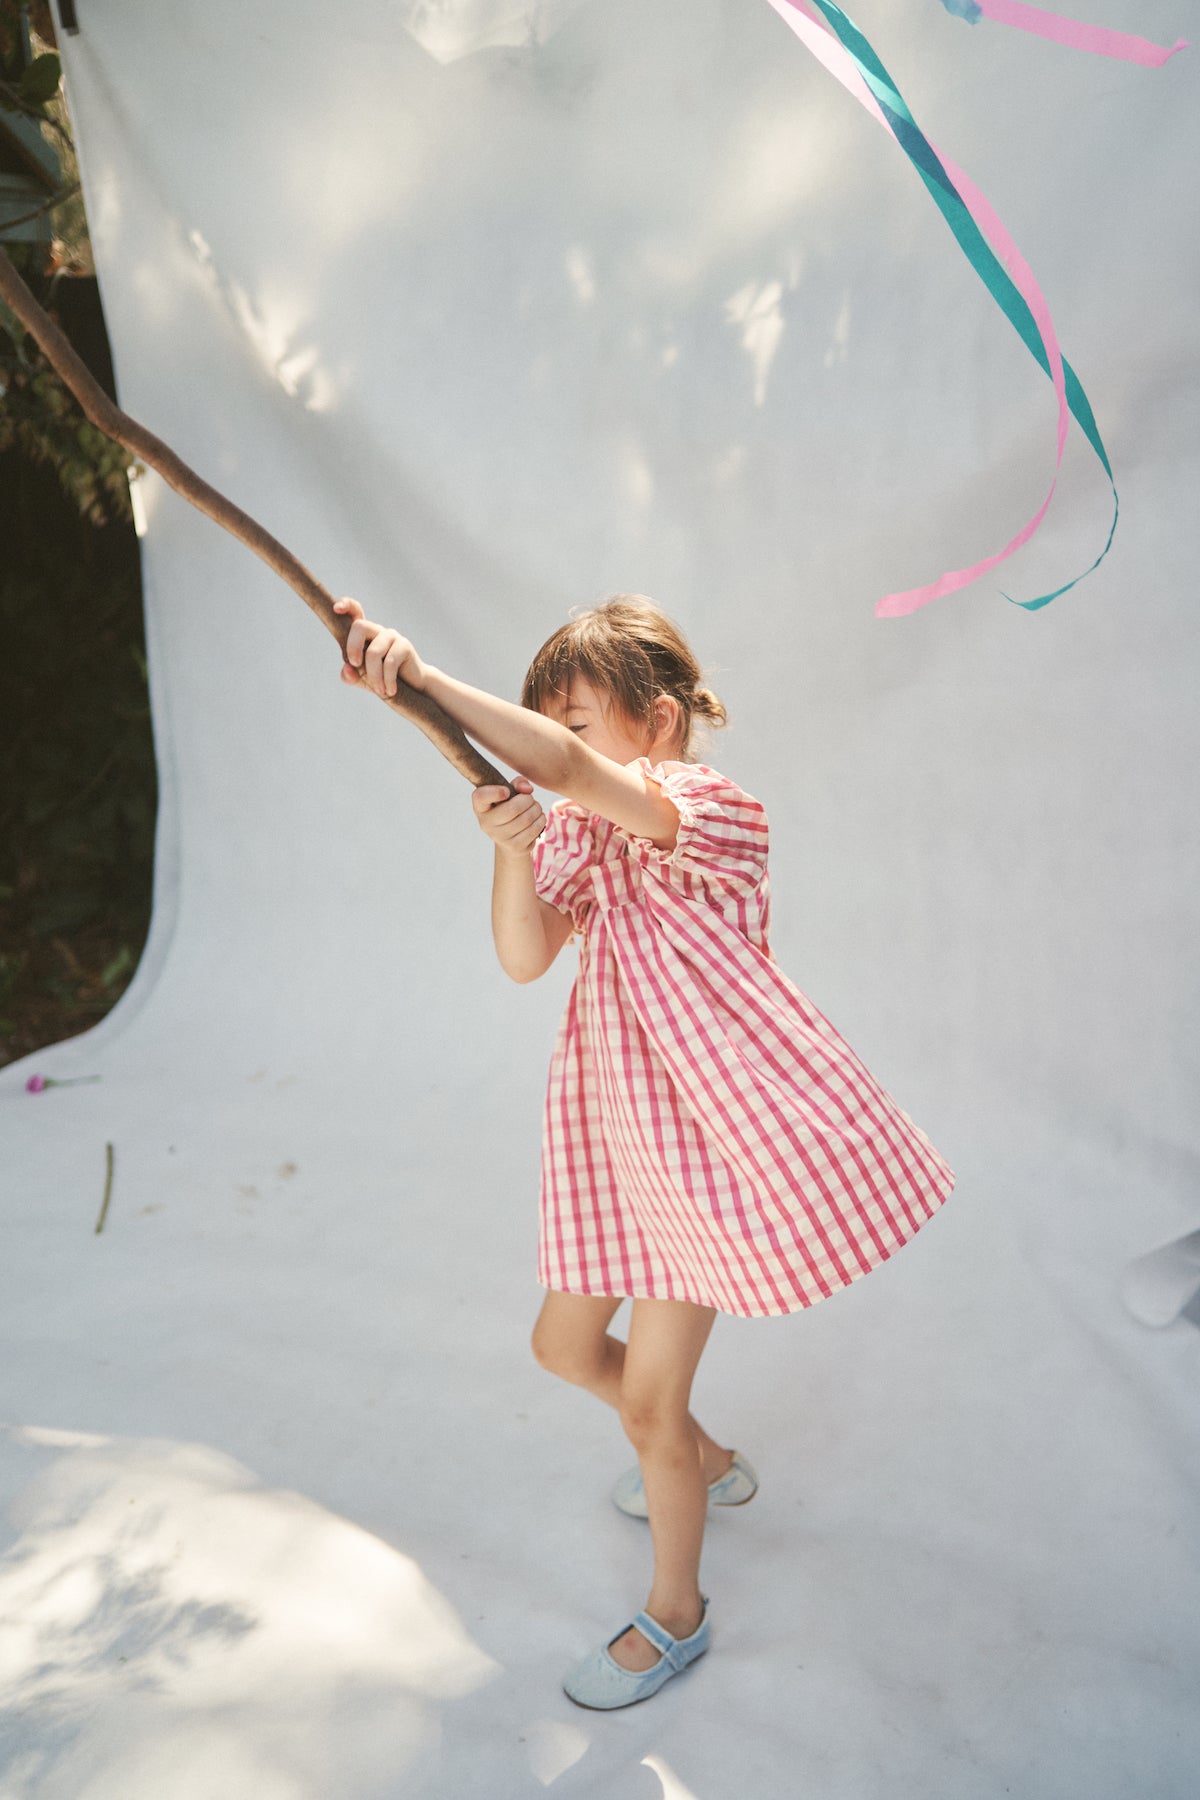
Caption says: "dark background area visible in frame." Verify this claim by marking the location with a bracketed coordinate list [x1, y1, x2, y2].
[0, 274, 155, 1068]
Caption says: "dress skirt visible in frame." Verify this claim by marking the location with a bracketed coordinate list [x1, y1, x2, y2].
[529, 758, 956, 1319]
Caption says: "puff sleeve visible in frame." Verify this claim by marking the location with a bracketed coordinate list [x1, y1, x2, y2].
[530, 797, 597, 932]
[610, 758, 769, 902]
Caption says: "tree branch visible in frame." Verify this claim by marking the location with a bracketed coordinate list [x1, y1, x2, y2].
[0, 245, 513, 790]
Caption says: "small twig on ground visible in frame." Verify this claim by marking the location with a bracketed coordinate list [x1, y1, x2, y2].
[94, 1140, 113, 1233]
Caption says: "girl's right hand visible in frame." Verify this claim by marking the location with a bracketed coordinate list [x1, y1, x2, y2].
[333, 595, 427, 696]
[472, 777, 545, 856]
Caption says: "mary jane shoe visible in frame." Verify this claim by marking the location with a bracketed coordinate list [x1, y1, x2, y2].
[562, 1599, 711, 1709]
[611, 1451, 758, 1519]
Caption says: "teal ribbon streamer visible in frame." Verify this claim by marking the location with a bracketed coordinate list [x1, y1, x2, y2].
[806, 0, 1119, 610]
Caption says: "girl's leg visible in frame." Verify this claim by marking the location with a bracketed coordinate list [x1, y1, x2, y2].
[530, 1290, 734, 1482]
[608, 1296, 718, 1673]
[530, 1290, 625, 1402]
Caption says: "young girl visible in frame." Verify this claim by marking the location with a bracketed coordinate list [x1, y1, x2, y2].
[333, 591, 956, 1710]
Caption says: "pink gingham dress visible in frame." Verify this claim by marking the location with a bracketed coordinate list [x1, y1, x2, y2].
[529, 757, 956, 1318]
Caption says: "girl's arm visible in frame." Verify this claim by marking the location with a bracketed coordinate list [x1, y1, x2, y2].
[472, 779, 574, 983]
[335, 599, 681, 850]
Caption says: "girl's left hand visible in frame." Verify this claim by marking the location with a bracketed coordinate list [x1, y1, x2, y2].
[334, 596, 428, 697]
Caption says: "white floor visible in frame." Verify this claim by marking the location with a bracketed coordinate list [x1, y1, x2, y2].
[3, 1050, 1197, 1798]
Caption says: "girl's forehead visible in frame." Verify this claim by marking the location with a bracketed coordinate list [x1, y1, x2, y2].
[555, 675, 604, 714]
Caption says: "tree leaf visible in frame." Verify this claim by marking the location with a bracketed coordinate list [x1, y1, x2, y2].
[18, 52, 61, 106]
[99, 945, 135, 990]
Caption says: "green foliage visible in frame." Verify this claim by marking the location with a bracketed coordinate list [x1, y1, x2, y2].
[0, 48, 59, 112]
[0, 541, 156, 1056]
[14, 47, 58, 106]
[1, 544, 156, 929]
[0, 3, 26, 80]
[1, 6, 122, 522]
[0, 7, 152, 1063]
[0, 4, 60, 118]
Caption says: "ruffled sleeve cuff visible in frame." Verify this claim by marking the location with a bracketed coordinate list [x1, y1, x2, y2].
[530, 797, 596, 931]
[612, 759, 769, 901]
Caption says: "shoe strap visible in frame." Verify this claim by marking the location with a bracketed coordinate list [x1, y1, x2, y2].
[631, 1606, 706, 1671]
[630, 1611, 677, 1659]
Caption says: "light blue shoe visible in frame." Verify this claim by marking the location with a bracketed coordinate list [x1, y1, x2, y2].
[562, 1599, 711, 1710]
[611, 1452, 758, 1519]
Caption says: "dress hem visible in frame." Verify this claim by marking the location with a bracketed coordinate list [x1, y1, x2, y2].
[538, 1175, 956, 1319]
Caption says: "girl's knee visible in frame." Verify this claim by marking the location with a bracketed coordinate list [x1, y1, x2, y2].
[531, 1322, 597, 1386]
[618, 1387, 689, 1451]
[530, 1319, 562, 1373]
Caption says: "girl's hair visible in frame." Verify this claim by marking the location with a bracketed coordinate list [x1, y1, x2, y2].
[520, 594, 727, 763]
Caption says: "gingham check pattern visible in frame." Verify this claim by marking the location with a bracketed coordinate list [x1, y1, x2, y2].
[530, 758, 956, 1318]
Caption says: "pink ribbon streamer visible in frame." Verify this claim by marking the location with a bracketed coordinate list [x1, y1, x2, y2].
[768, 0, 1069, 615]
[969, 2, 1187, 67]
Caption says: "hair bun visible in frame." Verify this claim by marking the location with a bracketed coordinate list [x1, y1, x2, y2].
[691, 684, 728, 728]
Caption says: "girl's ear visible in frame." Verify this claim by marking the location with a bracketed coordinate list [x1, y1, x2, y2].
[652, 692, 682, 748]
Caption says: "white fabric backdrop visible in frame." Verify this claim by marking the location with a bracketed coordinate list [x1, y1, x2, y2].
[2, 2, 1197, 1793]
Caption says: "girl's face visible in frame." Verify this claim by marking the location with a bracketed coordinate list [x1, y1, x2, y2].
[546, 675, 682, 766]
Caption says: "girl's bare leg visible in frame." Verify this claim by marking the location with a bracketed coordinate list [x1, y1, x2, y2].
[530, 1290, 734, 1482]
[606, 1296, 717, 1672]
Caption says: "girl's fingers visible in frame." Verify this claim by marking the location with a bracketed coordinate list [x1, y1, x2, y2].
[486, 794, 531, 826]
[346, 617, 386, 670]
[364, 628, 413, 695]
[338, 605, 416, 699]
[336, 606, 413, 699]
[471, 777, 531, 808]
[497, 805, 545, 841]
[345, 619, 368, 667]
[382, 640, 412, 697]
[474, 792, 544, 839]
[335, 595, 366, 675]
[365, 629, 394, 694]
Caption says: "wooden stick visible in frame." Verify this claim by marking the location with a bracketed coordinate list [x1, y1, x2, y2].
[0, 247, 513, 790]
